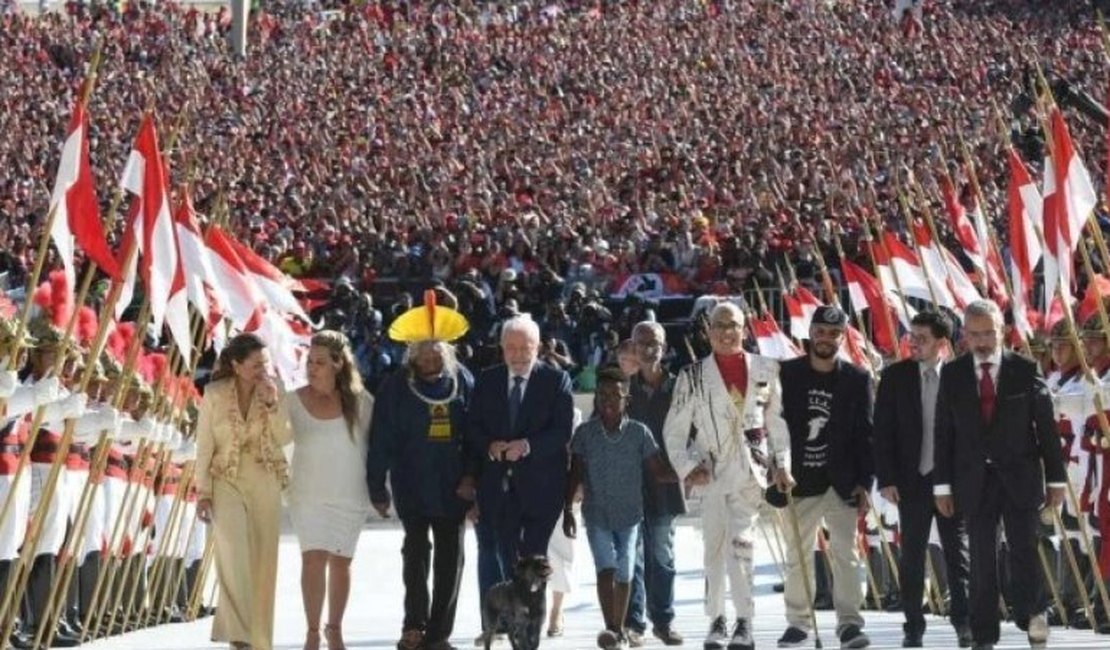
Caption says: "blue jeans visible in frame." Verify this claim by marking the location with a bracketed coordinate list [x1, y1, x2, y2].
[626, 514, 677, 632]
[586, 523, 639, 583]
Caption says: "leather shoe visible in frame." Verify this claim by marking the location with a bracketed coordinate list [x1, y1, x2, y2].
[901, 631, 923, 647]
[9, 627, 34, 650]
[954, 623, 973, 647]
[47, 629, 81, 648]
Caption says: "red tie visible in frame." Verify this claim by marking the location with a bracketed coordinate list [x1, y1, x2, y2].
[979, 362, 996, 424]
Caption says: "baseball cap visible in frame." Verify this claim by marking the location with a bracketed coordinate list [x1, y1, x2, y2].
[812, 305, 847, 328]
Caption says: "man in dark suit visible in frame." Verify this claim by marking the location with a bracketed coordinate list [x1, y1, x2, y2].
[776, 305, 874, 650]
[934, 300, 1066, 650]
[873, 311, 971, 648]
[468, 314, 575, 569]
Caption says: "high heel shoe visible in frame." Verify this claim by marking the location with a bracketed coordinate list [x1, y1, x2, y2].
[304, 627, 321, 650]
[324, 624, 347, 650]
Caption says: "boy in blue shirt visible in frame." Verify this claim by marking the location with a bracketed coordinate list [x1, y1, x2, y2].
[564, 367, 677, 649]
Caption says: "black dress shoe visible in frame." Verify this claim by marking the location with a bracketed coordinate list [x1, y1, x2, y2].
[901, 631, 923, 647]
[954, 624, 973, 648]
[47, 629, 81, 648]
[9, 628, 34, 650]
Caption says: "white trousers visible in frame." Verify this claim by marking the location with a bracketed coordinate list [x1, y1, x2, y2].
[701, 480, 763, 620]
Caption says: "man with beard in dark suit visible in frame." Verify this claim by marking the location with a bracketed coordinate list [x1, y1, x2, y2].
[933, 300, 1066, 650]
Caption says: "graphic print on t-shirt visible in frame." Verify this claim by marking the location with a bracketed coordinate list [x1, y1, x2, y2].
[804, 387, 832, 469]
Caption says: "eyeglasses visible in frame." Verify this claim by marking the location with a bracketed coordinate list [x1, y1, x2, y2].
[710, 321, 743, 331]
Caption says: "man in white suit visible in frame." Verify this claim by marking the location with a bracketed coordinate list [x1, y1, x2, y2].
[663, 302, 791, 650]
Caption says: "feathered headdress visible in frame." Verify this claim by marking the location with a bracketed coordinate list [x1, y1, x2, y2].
[388, 289, 469, 343]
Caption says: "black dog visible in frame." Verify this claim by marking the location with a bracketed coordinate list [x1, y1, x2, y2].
[480, 555, 552, 650]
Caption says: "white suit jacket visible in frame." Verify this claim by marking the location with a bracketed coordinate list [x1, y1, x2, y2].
[663, 351, 789, 494]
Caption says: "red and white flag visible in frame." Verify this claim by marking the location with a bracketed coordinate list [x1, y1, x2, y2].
[173, 192, 229, 320]
[842, 258, 903, 354]
[750, 313, 801, 360]
[226, 238, 314, 324]
[1007, 147, 1044, 338]
[119, 114, 177, 334]
[908, 222, 957, 310]
[877, 233, 932, 304]
[940, 175, 986, 273]
[1043, 105, 1097, 310]
[204, 225, 265, 331]
[784, 286, 822, 341]
[48, 97, 119, 291]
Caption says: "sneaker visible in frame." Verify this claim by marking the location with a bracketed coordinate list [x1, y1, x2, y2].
[838, 624, 870, 649]
[728, 618, 754, 650]
[626, 629, 645, 647]
[705, 616, 729, 649]
[777, 626, 808, 648]
[653, 625, 684, 646]
[1027, 613, 1048, 646]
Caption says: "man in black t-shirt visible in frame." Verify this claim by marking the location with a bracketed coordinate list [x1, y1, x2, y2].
[776, 305, 875, 650]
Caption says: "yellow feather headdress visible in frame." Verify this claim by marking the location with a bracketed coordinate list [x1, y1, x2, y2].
[388, 289, 470, 343]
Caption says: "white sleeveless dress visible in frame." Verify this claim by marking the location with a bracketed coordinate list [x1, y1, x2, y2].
[287, 390, 373, 557]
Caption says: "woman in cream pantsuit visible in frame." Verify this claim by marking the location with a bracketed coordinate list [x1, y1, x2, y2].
[196, 333, 293, 650]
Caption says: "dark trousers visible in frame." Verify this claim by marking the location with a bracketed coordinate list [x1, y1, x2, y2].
[401, 516, 465, 643]
[966, 468, 1044, 645]
[899, 479, 970, 634]
[491, 493, 560, 572]
[476, 513, 507, 632]
[23, 554, 55, 631]
[626, 514, 677, 632]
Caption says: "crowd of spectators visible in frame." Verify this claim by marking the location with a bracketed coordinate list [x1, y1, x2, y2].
[1, 0, 1108, 391]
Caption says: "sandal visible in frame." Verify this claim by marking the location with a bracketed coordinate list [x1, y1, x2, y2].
[325, 624, 348, 650]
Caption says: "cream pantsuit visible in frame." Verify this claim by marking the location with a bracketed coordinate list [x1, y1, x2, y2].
[196, 379, 292, 650]
[211, 456, 282, 649]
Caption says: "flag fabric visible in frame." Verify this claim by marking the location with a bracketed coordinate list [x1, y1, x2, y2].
[841, 323, 881, 371]
[48, 97, 119, 292]
[750, 313, 802, 360]
[841, 258, 899, 354]
[204, 225, 265, 330]
[877, 233, 932, 304]
[226, 237, 314, 323]
[173, 192, 229, 321]
[785, 286, 822, 340]
[908, 222, 957, 310]
[1043, 105, 1098, 310]
[120, 114, 177, 334]
[939, 247, 983, 313]
[165, 255, 191, 361]
[1007, 147, 1045, 339]
[940, 175, 986, 275]
[966, 195, 1010, 307]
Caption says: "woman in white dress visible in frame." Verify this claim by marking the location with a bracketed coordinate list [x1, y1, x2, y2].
[287, 331, 372, 650]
